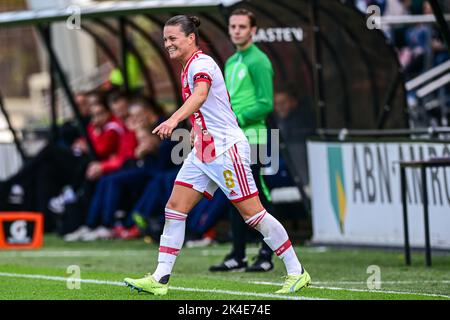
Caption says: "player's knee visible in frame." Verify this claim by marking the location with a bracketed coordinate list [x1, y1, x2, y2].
[241, 209, 264, 221]
[233, 197, 265, 220]
[165, 200, 181, 213]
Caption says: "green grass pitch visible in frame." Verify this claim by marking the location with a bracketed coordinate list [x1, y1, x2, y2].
[0, 235, 449, 300]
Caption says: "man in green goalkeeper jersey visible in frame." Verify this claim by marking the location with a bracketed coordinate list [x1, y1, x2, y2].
[209, 8, 275, 272]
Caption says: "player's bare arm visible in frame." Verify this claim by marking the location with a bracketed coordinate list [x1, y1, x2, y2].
[152, 81, 210, 140]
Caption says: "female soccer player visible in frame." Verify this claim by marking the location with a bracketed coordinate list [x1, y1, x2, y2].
[124, 15, 310, 295]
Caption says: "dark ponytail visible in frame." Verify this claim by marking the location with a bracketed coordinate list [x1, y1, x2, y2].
[188, 16, 201, 28]
[165, 15, 201, 45]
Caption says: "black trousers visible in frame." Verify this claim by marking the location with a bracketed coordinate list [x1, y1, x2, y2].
[8, 144, 89, 188]
[0, 144, 90, 231]
[229, 144, 273, 260]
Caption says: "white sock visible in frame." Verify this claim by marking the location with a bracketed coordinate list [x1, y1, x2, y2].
[246, 210, 303, 275]
[152, 208, 187, 282]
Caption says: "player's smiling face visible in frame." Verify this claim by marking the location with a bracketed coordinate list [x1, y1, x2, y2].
[228, 15, 256, 49]
[163, 25, 195, 63]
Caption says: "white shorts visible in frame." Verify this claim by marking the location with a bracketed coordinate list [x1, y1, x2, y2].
[175, 141, 259, 202]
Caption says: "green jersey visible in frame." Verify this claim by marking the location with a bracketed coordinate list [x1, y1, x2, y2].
[109, 53, 143, 90]
[225, 44, 274, 145]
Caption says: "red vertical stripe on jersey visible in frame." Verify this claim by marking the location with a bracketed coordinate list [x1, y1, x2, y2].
[180, 51, 216, 163]
[192, 110, 216, 163]
[181, 50, 202, 103]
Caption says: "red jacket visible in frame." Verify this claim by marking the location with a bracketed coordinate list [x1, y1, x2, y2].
[87, 121, 122, 160]
[99, 119, 137, 174]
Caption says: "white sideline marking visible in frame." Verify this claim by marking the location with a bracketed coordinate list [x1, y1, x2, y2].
[0, 272, 325, 300]
[0, 250, 148, 258]
[0, 248, 262, 258]
[248, 281, 450, 299]
[0, 246, 330, 258]
[313, 280, 450, 285]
